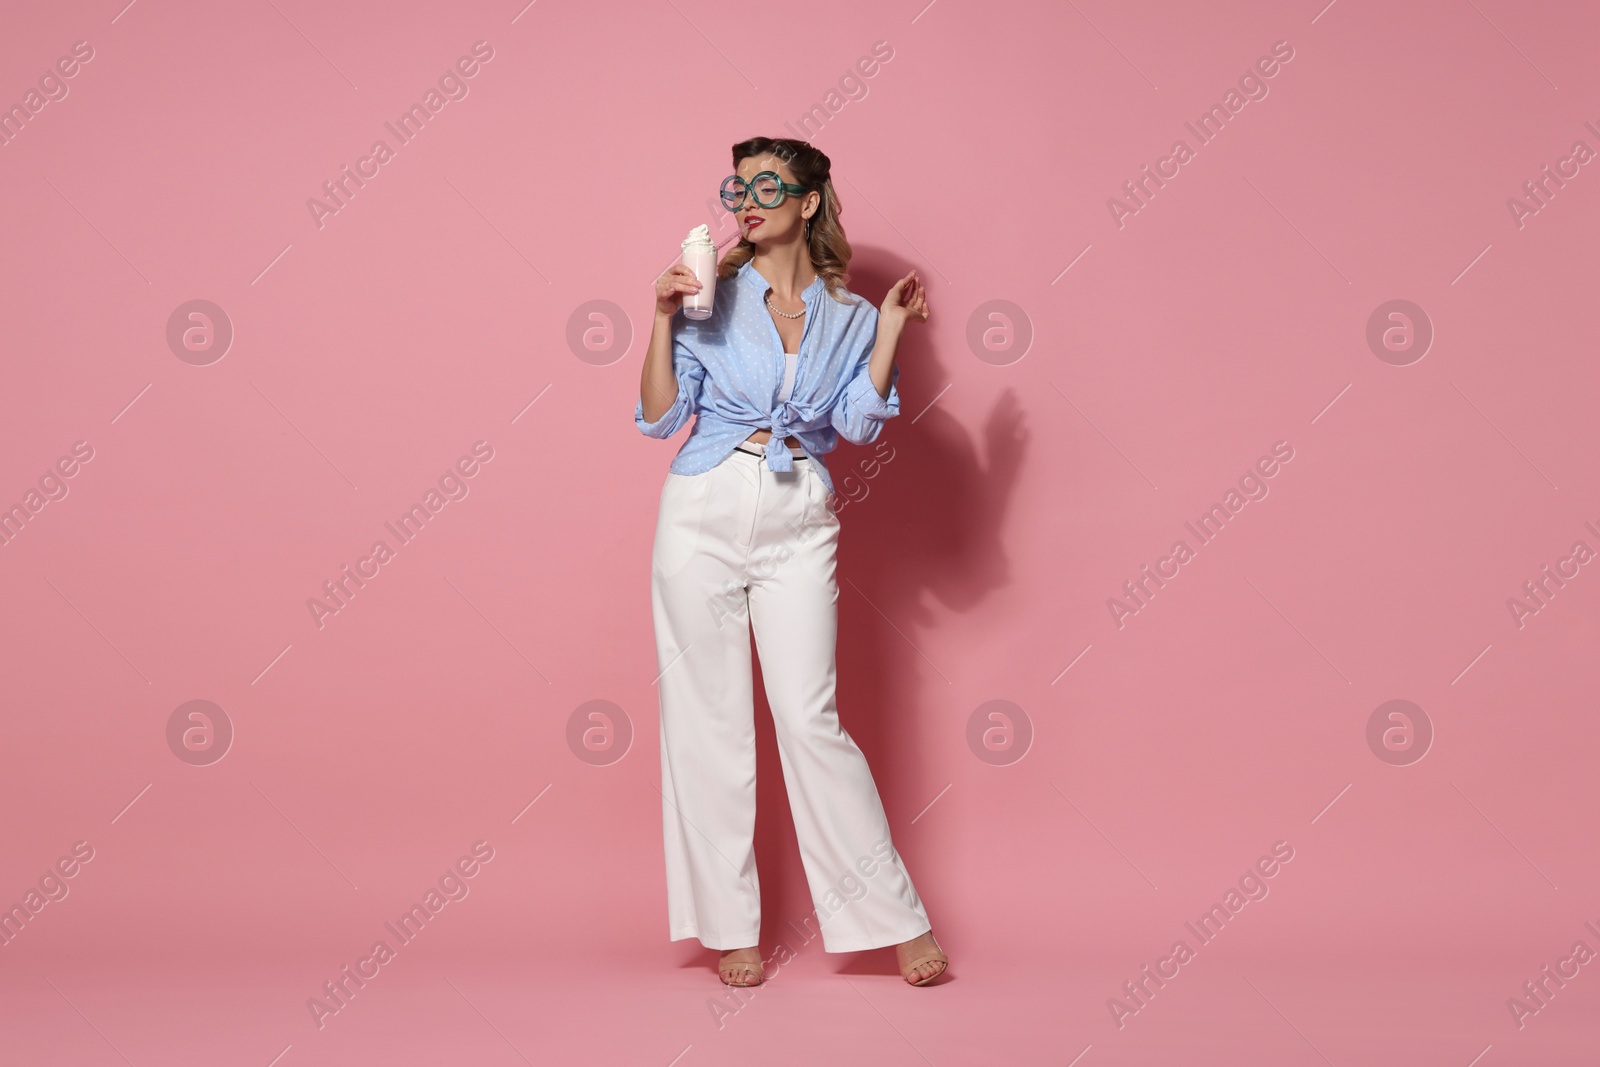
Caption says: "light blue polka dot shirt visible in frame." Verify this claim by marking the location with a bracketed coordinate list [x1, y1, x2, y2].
[633, 257, 901, 498]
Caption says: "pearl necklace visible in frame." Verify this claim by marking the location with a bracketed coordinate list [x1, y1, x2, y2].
[765, 295, 805, 319]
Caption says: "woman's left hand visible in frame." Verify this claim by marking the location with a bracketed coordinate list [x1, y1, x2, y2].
[880, 270, 929, 329]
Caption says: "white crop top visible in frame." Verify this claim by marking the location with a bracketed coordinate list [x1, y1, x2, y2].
[778, 351, 798, 403]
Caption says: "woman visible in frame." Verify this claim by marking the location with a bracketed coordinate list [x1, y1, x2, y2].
[634, 137, 947, 988]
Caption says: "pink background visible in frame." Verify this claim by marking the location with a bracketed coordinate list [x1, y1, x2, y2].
[3, 0, 1598, 1063]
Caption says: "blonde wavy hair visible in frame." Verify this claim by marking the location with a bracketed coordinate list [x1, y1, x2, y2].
[715, 136, 859, 305]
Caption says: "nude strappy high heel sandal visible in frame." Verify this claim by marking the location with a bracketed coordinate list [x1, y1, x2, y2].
[900, 940, 949, 986]
[719, 954, 765, 986]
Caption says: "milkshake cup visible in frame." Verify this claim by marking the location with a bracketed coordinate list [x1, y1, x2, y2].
[680, 224, 717, 320]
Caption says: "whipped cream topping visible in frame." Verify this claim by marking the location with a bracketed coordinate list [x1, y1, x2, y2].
[681, 223, 715, 257]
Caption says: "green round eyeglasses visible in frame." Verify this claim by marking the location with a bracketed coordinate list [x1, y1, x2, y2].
[720, 171, 809, 211]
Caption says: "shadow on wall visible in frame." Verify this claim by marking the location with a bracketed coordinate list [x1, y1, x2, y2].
[748, 246, 1031, 954]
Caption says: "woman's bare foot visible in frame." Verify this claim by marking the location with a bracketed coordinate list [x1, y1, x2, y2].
[718, 946, 764, 986]
[894, 931, 948, 985]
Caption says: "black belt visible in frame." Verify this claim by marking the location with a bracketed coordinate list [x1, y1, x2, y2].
[734, 443, 807, 460]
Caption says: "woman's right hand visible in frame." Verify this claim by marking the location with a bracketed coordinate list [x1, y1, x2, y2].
[655, 263, 702, 317]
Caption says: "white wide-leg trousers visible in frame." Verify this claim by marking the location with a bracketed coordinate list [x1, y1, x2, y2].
[649, 445, 932, 953]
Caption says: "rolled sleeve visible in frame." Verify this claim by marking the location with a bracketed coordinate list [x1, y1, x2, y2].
[830, 328, 900, 445]
[634, 332, 706, 439]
